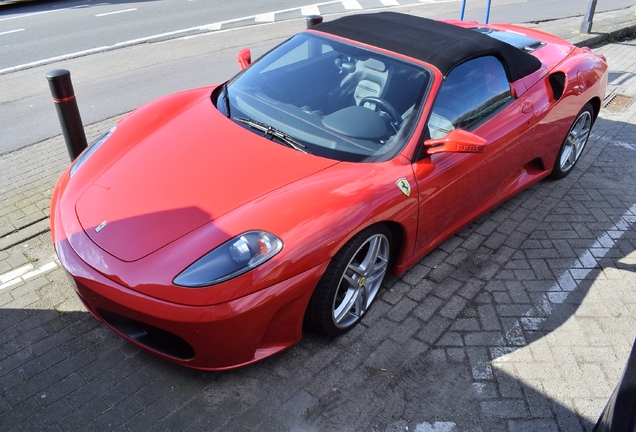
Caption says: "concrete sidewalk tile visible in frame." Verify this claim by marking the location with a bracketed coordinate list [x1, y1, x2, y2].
[67, 372, 115, 409]
[3, 326, 47, 356]
[552, 400, 587, 432]
[0, 370, 24, 395]
[0, 219, 51, 251]
[126, 396, 177, 432]
[4, 370, 54, 406]
[411, 295, 443, 322]
[0, 347, 35, 379]
[381, 281, 411, 305]
[91, 398, 144, 431]
[457, 279, 485, 300]
[416, 314, 451, 344]
[401, 264, 430, 286]
[508, 418, 559, 432]
[49, 348, 97, 381]
[18, 348, 67, 381]
[387, 297, 418, 322]
[0, 397, 41, 428]
[30, 328, 75, 357]
[431, 277, 462, 300]
[38, 372, 86, 407]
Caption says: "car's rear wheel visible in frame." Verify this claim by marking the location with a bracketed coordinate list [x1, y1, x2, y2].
[550, 103, 594, 179]
[305, 225, 392, 337]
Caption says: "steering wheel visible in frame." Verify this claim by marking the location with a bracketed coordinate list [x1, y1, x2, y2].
[358, 96, 403, 127]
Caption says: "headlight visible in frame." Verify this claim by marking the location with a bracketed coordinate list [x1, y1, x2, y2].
[173, 231, 283, 287]
[69, 125, 116, 177]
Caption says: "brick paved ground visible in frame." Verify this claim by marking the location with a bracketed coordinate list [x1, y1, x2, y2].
[2, 19, 636, 432]
[0, 117, 125, 253]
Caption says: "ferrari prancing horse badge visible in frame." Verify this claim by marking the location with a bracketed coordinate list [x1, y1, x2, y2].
[396, 178, 411, 197]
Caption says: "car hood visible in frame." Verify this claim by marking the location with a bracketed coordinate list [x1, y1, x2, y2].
[75, 95, 337, 262]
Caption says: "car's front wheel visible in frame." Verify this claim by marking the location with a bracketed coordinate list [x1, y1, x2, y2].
[305, 225, 392, 337]
[549, 102, 594, 179]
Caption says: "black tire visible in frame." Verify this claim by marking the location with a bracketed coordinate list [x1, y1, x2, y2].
[305, 225, 392, 337]
[549, 103, 594, 179]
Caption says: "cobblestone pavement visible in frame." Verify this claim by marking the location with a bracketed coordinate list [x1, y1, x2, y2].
[2, 18, 636, 432]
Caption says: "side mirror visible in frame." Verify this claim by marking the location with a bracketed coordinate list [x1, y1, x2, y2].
[238, 48, 252, 70]
[424, 129, 487, 155]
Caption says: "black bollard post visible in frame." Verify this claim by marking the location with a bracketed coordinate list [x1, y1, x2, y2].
[46, 69, 88, 161]
[306, 15, 323, 29]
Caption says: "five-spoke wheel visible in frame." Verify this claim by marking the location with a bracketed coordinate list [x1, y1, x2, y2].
[550, 103, 593, 179]
[305, 225, 392, 337]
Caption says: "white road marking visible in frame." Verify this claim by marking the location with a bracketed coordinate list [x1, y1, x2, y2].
[254, 12, 276, 22]
[301, 5, 321, 16]
[545, 207, 635, 303]
[0, 28, 24, 36]
[95, 8, 137, 18]
[0, 278, 20, 291]
[0, 0, 460, 75]
[0, 4, 89, 23]
[199, 22, 223, 31]
[22, 261, 58, 280]
[0, 260, 59, 291]
[1, 45, 110, 75]
[471, 357, 493, 379]
[591, 133, 636, 150]
[380, 0, 400, 5]
[0, 263, 34, 284]
[614, 141, 636, 150]
[480, 202, 636, 371]
[341, 0, 363, 10]
[413, 422, 457, 432]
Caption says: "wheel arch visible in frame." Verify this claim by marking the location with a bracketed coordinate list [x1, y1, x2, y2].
[338, 220, 407, 270]
[383, 220, 406, 270]
[588, 96, 601, 123]
[303, 221, 398, 336]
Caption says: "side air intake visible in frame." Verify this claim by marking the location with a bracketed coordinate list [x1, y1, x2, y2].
[549, 72, 566, 100]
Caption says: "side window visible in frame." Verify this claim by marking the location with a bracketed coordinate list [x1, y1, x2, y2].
[427, 56, 511, 139]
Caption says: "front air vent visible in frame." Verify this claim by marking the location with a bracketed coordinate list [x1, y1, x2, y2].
[97, 308, 195, 360]
[549, 72, 566, 100]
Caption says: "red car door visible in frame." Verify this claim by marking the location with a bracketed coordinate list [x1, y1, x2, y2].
[412, 56, 536, 253]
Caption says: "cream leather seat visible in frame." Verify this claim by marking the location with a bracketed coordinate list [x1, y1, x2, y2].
[353, 58, 389, 108]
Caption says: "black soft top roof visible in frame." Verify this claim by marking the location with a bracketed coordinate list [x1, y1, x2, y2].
[313, 12, 542, 82]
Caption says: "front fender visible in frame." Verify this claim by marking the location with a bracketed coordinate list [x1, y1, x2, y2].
[104, 155, 420, 306]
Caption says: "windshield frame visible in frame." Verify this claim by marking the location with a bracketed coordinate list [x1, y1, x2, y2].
[217, 32, 434, 163]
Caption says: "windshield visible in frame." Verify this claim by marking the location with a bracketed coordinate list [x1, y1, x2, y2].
[216, 33, 431, 162]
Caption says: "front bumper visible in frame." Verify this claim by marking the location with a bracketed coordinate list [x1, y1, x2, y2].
[54, 237, 326, 370]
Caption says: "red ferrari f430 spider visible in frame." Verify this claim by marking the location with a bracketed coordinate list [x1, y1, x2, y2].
[51, 12, 608, 369]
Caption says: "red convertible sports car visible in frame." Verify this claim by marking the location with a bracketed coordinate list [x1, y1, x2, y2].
[51, 12, 608, 370]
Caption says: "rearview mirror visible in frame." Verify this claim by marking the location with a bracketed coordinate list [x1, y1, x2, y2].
[238, 48, 252, 70]
[424, 129, 487, 155]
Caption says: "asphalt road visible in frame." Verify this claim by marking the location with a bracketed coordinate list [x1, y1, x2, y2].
[1, 0, 635, 155]
[1, 0, 635, 71]
[0, 0, 323, 71]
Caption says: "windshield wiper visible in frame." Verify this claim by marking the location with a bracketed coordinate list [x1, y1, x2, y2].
[222, 83, 231, 118]
[234, 117, 309, 154]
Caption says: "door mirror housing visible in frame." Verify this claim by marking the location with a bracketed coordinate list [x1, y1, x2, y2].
[424, 129, 487, 155]
[238, 48, 252, 70]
